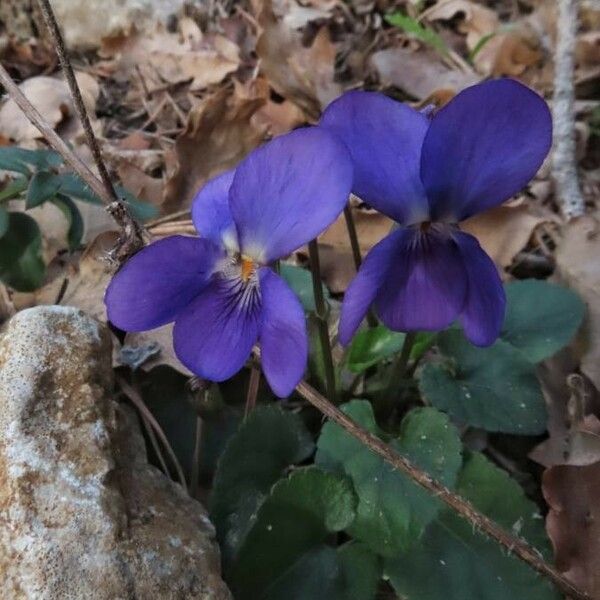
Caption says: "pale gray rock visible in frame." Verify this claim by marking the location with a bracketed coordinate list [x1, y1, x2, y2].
[0, 305, 231, 600]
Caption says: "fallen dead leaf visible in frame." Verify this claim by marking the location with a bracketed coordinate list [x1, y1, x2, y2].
[370, 46, 480, 101]
[555, 215, 600, 393]
[461, 198, 555, 271]
[12, 230, 118, 322]
[162, 85, 267, 213]
[0, 72, 99, 142]
[101, 19, 240, 93]
[255, 0, 341, 118]
[543, 461, 600, 598]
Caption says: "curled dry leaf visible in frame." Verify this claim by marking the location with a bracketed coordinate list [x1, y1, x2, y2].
[424, 0, 542, 77]
[370, 47, 480, 101]
[101, 18, 240, 92]
[162, 85, 267, 213]
[0, 73, 99, 142]
[556, 215, 600, 392]
[461, 198, 555, 271]
[543, 461, 600, 598]
[255, 0, 341, 118]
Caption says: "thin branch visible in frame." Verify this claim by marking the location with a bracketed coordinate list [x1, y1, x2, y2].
[118, 376, 188, 492]
[0, 62, 143, 257]
[292, 378, 590, 600]
[552, 0, 586, 219]
[190, 415, 203, 499]
[0, 63, 107, 201]
[37, 0, 118, 203]
[343, 204, 363, 271]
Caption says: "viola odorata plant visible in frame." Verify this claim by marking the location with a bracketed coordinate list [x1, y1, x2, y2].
[105, 128, 353, 397]
[320, 78, 552, 347]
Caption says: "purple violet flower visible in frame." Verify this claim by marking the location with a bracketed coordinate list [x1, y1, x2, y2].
[320, 78, 552, 347]
[104, 128, 353, 397]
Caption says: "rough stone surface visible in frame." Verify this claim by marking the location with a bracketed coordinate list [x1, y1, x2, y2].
[40, 0, 187, 50]
[0, 305, 232, 600]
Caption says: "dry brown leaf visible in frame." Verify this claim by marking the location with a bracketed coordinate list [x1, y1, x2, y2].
[307, 200, 393, 293]
[370, 47, 480, 100]
[101, 19, 240, 92]
[0, 72, 99, 142]
[543, 461, 600, 598]
[555, 216, 600, 393]
[117, 162, 164, 208]
[12, 231, 118, 322]
[425, 0, 498, 49]
[461, 199, 554, 270]
[162, 85, 267, 213]
[255, 0, 340, 118]
[476, 32, 542, 77]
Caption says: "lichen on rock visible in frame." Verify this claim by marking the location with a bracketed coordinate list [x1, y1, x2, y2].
[0, 305, 231, 600]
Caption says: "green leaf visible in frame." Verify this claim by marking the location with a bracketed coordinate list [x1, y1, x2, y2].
[0, 212, 45, 291]
[0, 206, 8, 238]
[419, 330, 547, 434]
[346, 325, 406, 373]
[316, 400, 462, 556]
[51, 194, 84, 250]
[385, 12, 450, 56]
[280, 263, 330, 312]
[0, 147, 62, 174]
[263, 543, 380, 600]
[468, 32, 497, 61]
[0, 177, 28, 202]
[502, 279, 585, 362]
[50, 173, 158, 221]
[230, 467, 357, 599]
[210, 406, 315, 568]
[26, 170, 62, 208]
[385, 452, 560, 600]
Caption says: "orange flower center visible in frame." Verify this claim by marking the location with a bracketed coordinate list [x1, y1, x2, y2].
[241, 256, 256, 283]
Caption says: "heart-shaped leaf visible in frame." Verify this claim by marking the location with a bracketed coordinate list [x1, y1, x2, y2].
[419, 330, 546, 434]
[316, 400, 462, 556]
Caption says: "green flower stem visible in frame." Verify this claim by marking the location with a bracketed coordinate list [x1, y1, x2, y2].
[343, 204, 378, 328]
[384, 331, 417, 400]
[308, 239, 337, 403]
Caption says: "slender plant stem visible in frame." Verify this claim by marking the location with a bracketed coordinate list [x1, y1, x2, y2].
[37, 0, 118, 202]
[118, 376, 188, 492]
[308, 239, 337, 403]
[190, 415, 203, 498]
[385, 331, 417, 396]
[292, 377, 590, 600]
[343, 204, 363, 270]
[33, 0, 143, 255]
[245, 367, 261, 417]
[343, 203, 378, 328]
[0, 63, 106, 201]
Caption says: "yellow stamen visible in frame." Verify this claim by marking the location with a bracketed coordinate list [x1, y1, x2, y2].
[241, 256, 255, 283]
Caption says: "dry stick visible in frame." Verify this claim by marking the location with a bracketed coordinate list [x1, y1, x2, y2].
[118, 376, 188, 492]
[0, 63, 107, 201]
[36, 0, 144, 252]
[293, 378, 590, 600]
[552, 0, 586, 219]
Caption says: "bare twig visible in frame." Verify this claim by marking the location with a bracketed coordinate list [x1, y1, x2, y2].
[0, 61, 143, 258]
[118, 376, 188, 492]
[292, 378, 590, 600]
[0, 63, 106, 201]
[552, 0, 586, 219]
[190, 416, 203, 498]
[38, 0, 144, 255]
